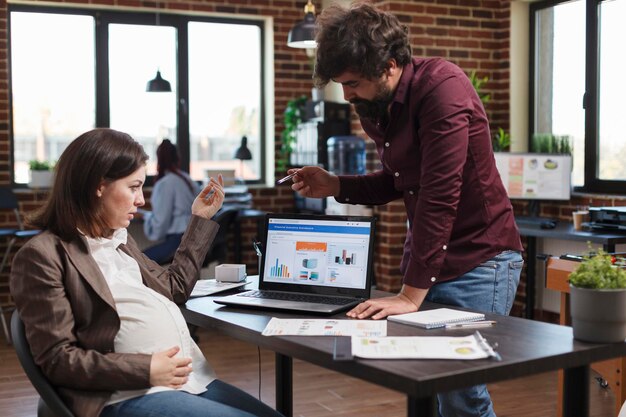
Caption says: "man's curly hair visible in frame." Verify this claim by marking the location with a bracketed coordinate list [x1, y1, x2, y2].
[314, 2, 411, 87]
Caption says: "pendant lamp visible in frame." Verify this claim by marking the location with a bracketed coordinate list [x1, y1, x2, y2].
[287, 1, 317, 49]
[146, 69, 171, 92]
[146, 1, 172, 92]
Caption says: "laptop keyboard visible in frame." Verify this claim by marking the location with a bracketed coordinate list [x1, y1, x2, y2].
[241, 290, 357, 306]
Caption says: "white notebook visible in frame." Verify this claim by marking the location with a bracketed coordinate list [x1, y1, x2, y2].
[387, 308, 485, 329]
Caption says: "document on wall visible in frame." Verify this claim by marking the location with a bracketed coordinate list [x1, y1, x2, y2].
[262, 318, 387, 337]
[350, 331, 500, 360]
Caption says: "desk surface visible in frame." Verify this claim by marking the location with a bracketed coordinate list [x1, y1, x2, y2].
[516, 221, 626, 244]
[182, 284, 626, 400]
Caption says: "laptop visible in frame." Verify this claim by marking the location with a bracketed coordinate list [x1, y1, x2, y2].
[214, 213, 375, 314]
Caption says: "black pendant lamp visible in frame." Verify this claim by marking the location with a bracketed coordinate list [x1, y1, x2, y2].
[146, 69, 171, 92]
[287, 1, 317, 49]
[146, 1, 172, 92]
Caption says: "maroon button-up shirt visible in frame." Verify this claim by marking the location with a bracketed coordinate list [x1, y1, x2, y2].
[336, 57, 523, 289]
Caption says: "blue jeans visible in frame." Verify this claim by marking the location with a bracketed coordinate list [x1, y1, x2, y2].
[143, 233, 182, 265]
[100, 380, 285, 417]
[425, 250, 523, 417]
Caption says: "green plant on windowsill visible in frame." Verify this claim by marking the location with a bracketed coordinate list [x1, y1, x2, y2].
[277, 95, 307, 173]
[531, 133, 572, 155]
[28, 160, 54, 171]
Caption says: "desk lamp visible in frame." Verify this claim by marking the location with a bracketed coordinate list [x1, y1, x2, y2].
[234, 136, 252, 183]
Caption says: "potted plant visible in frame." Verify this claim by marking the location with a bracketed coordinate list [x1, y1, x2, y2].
[492, 127, 511, 152]
[568, 247, 626, 343]
[28, 160, 54, 188]
[277, 95, 307, 172]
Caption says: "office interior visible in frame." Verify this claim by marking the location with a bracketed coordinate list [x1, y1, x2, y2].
[1, 0, 625, 416]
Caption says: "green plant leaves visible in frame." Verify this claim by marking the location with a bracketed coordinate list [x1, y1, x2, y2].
[28, 160, 54, 171]
[569, 246, 626, 289]
[277, 95, 308, 172]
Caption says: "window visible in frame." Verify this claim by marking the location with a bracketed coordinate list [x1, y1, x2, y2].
[10, 11, 95, 184]
[9, 6, 266, 185]
[188, 22, 262, 181]
[597, 0, 626, 182]
[530, 0, 626, 193]
[109, 23, 178, 177]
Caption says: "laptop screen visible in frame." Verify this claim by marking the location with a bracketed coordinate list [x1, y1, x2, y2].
[259, 213, 375, 298]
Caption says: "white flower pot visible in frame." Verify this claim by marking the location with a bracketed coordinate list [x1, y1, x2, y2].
[28, 170, 53, 188]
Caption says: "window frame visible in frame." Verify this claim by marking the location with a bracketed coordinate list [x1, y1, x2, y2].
[8, 4, 267, 186]
[529, 0, 625, 194]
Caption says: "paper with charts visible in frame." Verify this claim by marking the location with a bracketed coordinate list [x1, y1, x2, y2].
[351, 332, 498, 360]
[262, 318, 387, 337]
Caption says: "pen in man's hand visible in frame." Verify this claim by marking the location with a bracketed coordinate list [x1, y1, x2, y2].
[276, 170, 299, 185]
[445, 321, 496, 329]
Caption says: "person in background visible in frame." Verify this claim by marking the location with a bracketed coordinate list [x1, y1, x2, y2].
[289, 3, 523, 417]
[143, 139, 200, 264]
[10, 128, 284, 417]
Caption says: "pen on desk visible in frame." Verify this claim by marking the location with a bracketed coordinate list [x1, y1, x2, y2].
[276, 170, 299, 185]
[445, 321, 496, 329]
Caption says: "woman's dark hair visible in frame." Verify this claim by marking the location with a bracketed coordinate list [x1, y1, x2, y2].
[29, 128, 148, 240]
[155, 139, 194, 193]
[314, 2, 411, 87]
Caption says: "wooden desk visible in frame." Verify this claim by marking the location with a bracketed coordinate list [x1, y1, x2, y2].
[516, 220, 626, 319]
[547, 257, 626, 417]
[182, 282, 626, 417]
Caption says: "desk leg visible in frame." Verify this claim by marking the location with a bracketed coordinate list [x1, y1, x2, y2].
[563, 365, 589, 417]
[275, 353, 292, 417]
[525, 236, 537, 319]
[407, 395, 437, 417]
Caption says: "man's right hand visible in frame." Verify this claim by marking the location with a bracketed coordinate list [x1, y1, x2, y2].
[149, 346, 192, 389]
[290, 166, 340, 198]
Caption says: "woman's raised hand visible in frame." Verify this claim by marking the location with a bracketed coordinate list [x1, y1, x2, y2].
[192, 174, 225, 219]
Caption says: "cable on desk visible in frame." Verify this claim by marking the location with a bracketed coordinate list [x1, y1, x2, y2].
[258, 345, 262, 400]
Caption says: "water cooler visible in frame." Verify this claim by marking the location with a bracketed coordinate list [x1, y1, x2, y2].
[327, 136, 366, 176]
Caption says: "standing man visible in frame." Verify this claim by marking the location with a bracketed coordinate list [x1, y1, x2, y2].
[289, 3, 523, 417]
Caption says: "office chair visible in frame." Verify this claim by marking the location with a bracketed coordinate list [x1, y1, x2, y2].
[0, 187, 40, 344]
[11, 310, 75, 417]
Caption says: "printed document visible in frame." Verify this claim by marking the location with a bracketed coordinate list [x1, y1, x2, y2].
[262, 318, 387, 337]
[351, 332, 499, 360]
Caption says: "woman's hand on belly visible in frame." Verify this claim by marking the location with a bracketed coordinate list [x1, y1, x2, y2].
[149, 346, 192, 388]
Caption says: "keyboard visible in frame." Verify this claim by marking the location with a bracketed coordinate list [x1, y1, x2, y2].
[515, 216, 557, 225]
[241, 290, 356, 306]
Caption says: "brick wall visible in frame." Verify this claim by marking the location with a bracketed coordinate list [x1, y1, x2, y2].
[0, 0, 573, 318]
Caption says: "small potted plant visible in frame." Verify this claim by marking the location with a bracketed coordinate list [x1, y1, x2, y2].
[28, 160, 54, 188]
[568, 247, 626, 343]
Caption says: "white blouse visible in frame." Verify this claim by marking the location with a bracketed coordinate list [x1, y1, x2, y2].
[85, 228, 215, 405]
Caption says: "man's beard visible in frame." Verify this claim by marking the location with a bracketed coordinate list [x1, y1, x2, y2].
[350, 81, 394, 122]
